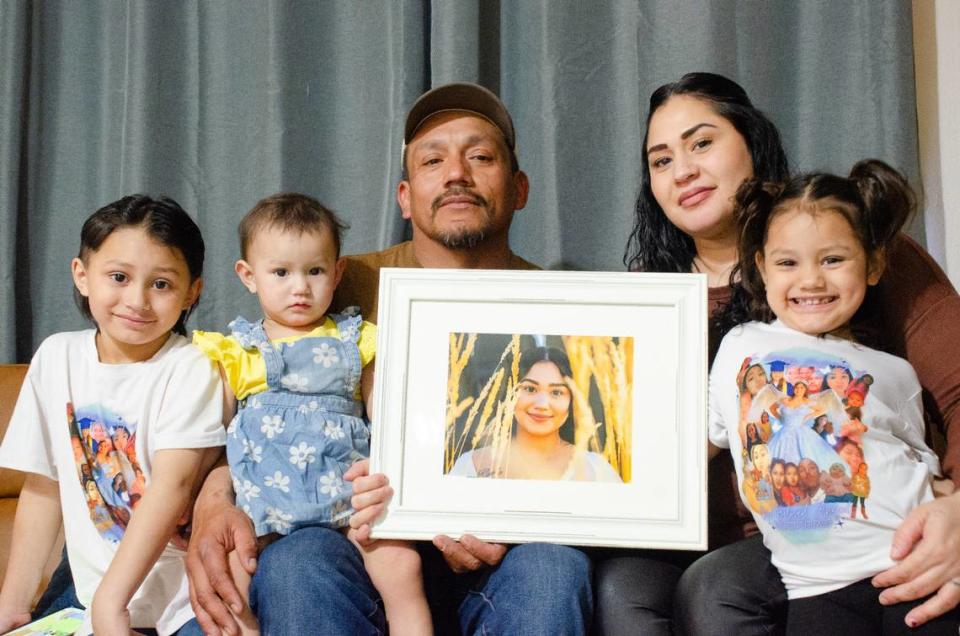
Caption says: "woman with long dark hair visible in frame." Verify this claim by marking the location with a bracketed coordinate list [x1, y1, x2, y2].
[595, 72, 960, 635]
[449, 346, 621, 482]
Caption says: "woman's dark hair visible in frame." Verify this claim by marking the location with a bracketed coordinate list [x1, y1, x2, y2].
[624, 72, 789, 273]
[74, 195, 205, 336]
[717, 159, 914, 336]
[516, 346, 575, 442]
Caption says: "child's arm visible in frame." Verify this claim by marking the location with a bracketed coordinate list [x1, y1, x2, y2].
[361, 361, 375, 421]
[0, 473, 62, 632]
[92, 447, 216, 636]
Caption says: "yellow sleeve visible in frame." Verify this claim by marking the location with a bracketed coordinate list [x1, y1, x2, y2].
[192, 331, 268, 400]
[357, 321, 377, 368]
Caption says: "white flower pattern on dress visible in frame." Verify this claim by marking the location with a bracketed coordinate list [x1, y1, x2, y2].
[289, 442, 317, 470]
[264, 470, 291, 493]
[238, 479, 261, 501]
[323, 421, 345, 440]
[260, 415, 285, 439]
[281, 373, 309, 391]
[242, 439, 263, 463]
[338, 323, 359, 342]
[312, 343, 340, 368]
[265, 506, 293, 533]
[297, 399, 320, 415]
[319, 471, 344, 497]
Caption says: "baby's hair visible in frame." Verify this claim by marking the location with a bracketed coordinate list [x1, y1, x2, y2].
[75, 195, 204, 336]
[717, 159, 915, 333]
[239, 193, 348, 260]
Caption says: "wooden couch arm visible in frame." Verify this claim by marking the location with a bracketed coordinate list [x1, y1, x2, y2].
[0, 364, 65, 606]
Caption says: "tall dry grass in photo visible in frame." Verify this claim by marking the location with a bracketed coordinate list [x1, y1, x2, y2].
[444, 334, 520, 474]
[563, 336, 633, 482]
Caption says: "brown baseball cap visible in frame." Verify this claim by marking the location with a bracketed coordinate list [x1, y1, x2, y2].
[403, 82, 516, 150]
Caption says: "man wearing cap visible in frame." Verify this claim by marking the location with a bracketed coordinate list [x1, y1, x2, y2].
[332, 82, 538, 321]
[186, 83, 594, 635]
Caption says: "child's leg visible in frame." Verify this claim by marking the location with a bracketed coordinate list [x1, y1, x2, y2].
[346, 530, 433, 636]
[786, 579, 880, 635]
[227, 549, 261, 636]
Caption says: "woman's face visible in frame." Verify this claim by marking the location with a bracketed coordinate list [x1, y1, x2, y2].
[827, 368, 851, 395]
[771, 462, 785, 489]
[744, 365, 767, 396]
[113, 428, 129, 449]
[786, 465, 799, 487]
[746, 423, 758, 441]
[645, 94, 754, 244]
[839, 442, 863, 474]
[751, 443, 771, 475]
[794, 382, 808, 398]
[514, 361, 571, 438]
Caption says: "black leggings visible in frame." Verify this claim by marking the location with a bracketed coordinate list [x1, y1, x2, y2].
[788, 578, 960, 635]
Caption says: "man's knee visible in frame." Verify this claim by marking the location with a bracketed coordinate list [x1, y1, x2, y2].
[502, 543, 592, 589]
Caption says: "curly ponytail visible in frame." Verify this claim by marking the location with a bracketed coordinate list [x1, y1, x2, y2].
[848, 159, 915, 256]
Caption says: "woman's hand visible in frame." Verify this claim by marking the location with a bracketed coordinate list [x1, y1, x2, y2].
[433, 534, 507, 574]
[345, 459, 393, 546]
[872, 492, 960, 627]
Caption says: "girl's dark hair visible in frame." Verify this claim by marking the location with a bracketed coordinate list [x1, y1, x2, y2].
[624, 72, 789, 273]
[717, 159, 915, 336]
[74, 195, 205, 336]
[516, 346, 575, 441]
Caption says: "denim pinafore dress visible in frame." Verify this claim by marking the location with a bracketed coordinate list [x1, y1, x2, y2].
[226, 313, 369, 537]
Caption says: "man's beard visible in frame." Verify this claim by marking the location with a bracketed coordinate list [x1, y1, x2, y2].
[438, 227, 487, 249]
[430, 187, 492, 250]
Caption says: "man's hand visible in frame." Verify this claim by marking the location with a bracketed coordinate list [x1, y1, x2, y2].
[185, 469, 258, 636]
[345, 459, 393, 545]
[872, 493, 960, 627]
[432, 534, 506, 574]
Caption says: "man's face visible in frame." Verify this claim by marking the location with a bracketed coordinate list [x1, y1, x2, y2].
[398, 112, 528, 250]
[798, 459, 820, 492]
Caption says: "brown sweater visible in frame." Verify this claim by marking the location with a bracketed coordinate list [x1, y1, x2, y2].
[332, 241, 539, 323]
[707, 234, 960, 547]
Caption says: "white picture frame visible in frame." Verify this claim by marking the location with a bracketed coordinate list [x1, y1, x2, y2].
[369, 268, 708, 550]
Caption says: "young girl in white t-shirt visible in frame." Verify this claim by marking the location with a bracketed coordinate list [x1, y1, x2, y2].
[0, 196, 225, 635]
[708, 160, 959, 633]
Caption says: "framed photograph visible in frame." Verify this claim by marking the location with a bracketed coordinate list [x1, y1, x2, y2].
[369, 268, 708, 550]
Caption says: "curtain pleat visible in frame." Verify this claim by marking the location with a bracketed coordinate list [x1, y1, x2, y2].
[0, 0, 920, 362]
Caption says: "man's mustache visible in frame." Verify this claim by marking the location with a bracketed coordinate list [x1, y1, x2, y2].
[431, 187, 487, 212]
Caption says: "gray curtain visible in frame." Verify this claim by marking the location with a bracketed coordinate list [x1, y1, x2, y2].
[0, 0, 919, 363]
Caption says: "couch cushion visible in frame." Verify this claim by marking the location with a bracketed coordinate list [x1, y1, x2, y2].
[0, 366, 28, 498]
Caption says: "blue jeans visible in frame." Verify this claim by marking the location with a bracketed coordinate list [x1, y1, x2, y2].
[250, 526, 386, 635]
[248, 526, 593, 635]
[457, 542, 593, 636]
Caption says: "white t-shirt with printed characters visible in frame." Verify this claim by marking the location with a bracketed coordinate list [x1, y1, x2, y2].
[709, 320, 939, 599]
[0, 330, 225, 635]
